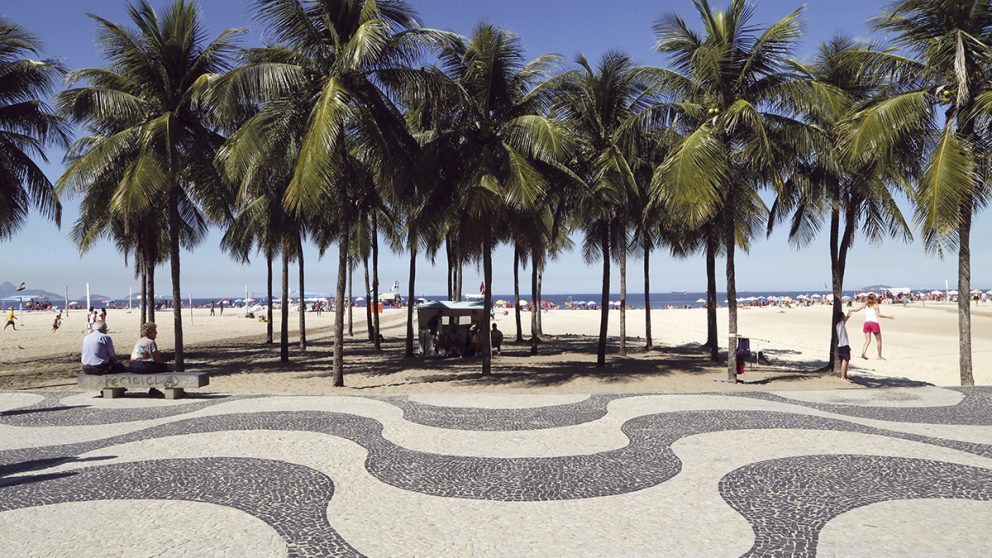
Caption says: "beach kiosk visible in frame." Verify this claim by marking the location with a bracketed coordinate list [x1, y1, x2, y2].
[417, 301, 485, 357]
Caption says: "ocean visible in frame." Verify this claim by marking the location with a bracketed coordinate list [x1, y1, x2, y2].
[76, 290, 863, 309]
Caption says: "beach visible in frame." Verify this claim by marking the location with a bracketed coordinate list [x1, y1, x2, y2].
[2, 301, 989, 393]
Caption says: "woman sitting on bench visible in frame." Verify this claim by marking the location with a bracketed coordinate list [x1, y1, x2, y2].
[129, 322, 169, 373]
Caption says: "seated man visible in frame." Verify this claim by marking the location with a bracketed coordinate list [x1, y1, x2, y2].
[490, 323, 504, 356]
[81, 320, 125, 375]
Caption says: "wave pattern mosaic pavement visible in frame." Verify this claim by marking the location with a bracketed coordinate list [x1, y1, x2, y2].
[1, 387, 991, 557]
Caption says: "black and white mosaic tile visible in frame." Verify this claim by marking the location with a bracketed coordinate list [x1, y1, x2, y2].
[735, 387, 992, 425]
[4, 408, 990, 500]
[720, 454, 992, 558]
[384, 393, 623, 430]
[0, 457, 359, 558]
[0, 390, 244, 426]
[3, 389, 992, 556]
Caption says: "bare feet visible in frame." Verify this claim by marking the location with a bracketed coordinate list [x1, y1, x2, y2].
[878, 356, 886, 360]
[861, 354, 869, 360]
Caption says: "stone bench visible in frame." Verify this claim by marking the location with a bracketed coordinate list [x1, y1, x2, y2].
[78, 373, 210, 400]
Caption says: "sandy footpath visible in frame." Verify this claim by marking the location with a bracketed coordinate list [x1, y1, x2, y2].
[1, 301, 990, 393]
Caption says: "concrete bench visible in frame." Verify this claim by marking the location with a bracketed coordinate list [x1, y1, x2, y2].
[78, 373, 210, 400]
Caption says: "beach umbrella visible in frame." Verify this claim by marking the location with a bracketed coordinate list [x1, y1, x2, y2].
[948, 290, 959, 295]
[696, 298, 706, 303]
[986, 290, 992, 295]
[519, 300, 529, 307]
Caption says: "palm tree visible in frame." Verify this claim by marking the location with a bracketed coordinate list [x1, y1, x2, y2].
[58, 0, 239, 371]
[554, 52, 669, 364]
[841, 0, 992, 386]
[0, 18, 67, 241]
[653, 0, 831, 380]
[431, 23, 575, 375]
[209, 0, 448, 385]
[771, 37, 914, 372]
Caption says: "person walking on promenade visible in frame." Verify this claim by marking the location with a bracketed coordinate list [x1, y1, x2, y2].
[849, 293, 892, 360]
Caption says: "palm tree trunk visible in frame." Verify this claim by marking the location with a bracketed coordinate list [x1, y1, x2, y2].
[829, 195, 857, 373]
[530, 260, 539, 355]
[725, 193, 738, 381]
[643, 242, 652, 350]
[513, 247, 523, 343]
[298, 238, 306, 351]
[363, 256, 373, 342]
[958, 200, 974, 386]
[828, 201, 841, 372]
[168, 189, 184, 372]
[333, 214, 348, 387]
[481, 235, 494, 376]
[597, 225, 610, 367]
[454, 252, 463, 302]
[705, 230, 718, 361]
[371, 213, 381, 351]
[446, 234, 454, 300]
[406, 233, 417, 358]
[619, 237, 627, 356]
[147, 255, 155, 323]
[536, 269, 544, 335]
[266, 249, 274, 344]
[347, 261, 353, 337]
[280, 241, 289, 363]
[139, 248, 147, 327]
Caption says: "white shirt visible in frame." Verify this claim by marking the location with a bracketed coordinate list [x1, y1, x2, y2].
[836, 320, 849, 347]
[865, 306, 879, 323]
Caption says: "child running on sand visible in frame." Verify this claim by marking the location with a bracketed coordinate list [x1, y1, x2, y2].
[52, 311, 62, 332]
[4, 307, 16, 330]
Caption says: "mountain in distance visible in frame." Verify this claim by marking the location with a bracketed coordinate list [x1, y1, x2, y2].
[0, 281, 63, 300]
[860, 284, 894, 291]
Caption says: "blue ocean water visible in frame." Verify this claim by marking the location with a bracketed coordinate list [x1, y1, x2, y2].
[128, 291, 858, 308]
[72, 289, 956, 309]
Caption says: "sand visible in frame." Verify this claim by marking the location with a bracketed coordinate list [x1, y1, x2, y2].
[1, 301, 989, 394]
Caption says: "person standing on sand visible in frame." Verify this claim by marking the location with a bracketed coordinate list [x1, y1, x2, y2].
[849, 293, 892, 360]
[835, 310, 853, 382]
[4, 307, 16, 330]
[219, 300, 224, 315]
[210, 301, 215, 316]
[52, 310, 62, 332]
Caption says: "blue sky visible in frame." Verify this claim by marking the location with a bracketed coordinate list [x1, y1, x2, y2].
[1, 0, 987, 298]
